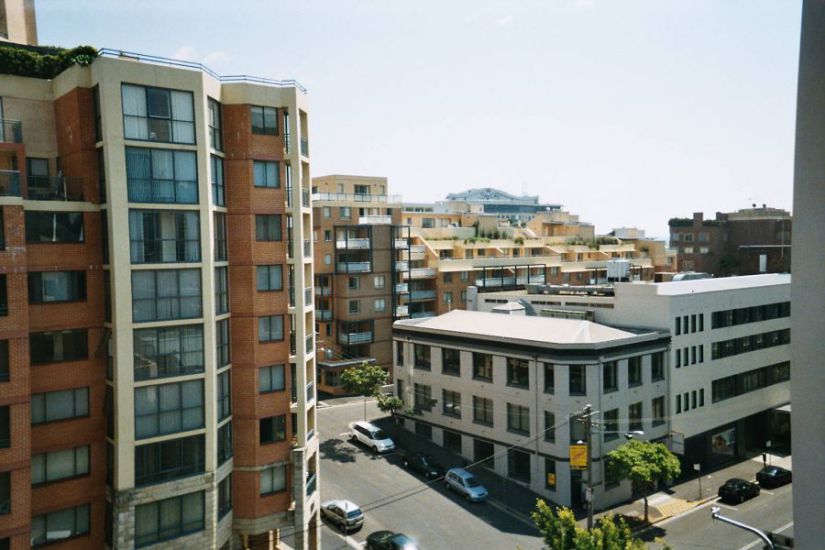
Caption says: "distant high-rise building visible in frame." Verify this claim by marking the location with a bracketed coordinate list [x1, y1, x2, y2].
[0, 36, 317, 550]
[0, 0, 37, 46]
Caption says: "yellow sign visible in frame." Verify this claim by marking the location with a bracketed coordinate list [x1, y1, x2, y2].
[569, 444, 588, 470]
[546, 473, 557, 488]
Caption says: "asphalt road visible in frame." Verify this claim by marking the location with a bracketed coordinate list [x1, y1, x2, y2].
[316, 399, 544, 550]
[644, 482, 793, 550]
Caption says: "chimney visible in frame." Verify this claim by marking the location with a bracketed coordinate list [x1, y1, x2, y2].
[693, 212, 704, 225]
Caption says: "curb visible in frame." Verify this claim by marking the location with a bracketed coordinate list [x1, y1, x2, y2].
[630, 494, 719, 535]
[486, 498, 538, 530]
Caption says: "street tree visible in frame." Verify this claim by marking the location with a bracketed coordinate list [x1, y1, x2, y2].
[606, 440, 681, 523]
[531, 500, 654, 549]
[376, 394, 404, 423]
[340, 362, 388, 420]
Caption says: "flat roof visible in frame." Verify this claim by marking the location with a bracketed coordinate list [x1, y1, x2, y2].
[619, 273, 790, 296]
[394, 310, 650, 347]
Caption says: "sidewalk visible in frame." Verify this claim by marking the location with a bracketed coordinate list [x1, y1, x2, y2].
[591, 452, 793, 529]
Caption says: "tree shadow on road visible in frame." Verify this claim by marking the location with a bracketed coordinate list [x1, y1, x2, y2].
[320, 438, 357, 463]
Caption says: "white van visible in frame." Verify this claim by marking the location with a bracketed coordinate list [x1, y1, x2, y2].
[349, 421, 395, 453]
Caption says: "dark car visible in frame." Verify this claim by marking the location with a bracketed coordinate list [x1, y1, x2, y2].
[718, 478, 760, 503]
[366, 530, 419, 550]
[756, 466, 792, 488]
[402, 452, 446, 479]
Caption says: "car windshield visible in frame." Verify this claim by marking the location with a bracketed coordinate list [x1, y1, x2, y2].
[465, 476, 480, 488]
[346, 509, 362, 519]
[372, 429, 388, 440]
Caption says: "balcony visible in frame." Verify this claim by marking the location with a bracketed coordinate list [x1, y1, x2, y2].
[410, 290, 436, 301]
[315, 286, 332, 297]
[316, 309, 332, 320]
[410, 311, 436, 319]
[0, 120, 22, 143]
[306, 381, 315, 403]
[337, 262, 371, 273]
[304, 239, 312, 256]
[394, 239, 409, 249]
[405, 267, 437, 279]
[312, 192, 403, 204]
[302, 189, 310, 207]
[0, 170, 20, 197]
[339, 331, 373, 345]
[306, 472, 317, 497]
[358, 215, 392, 225]
[306, 334, 314, 354]
[394, 305, 409, 317]
[395, 261, 409, 272]
[410, 245, 426, 253]
[336, 238, 371, 250]
[300, 137, 309, 157]
[395, 283, 409, 294]
[25, 175, 85, 201]
[130, 238, 200, 264]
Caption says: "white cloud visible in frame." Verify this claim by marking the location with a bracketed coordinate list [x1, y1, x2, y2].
[496, 14, 514, 27]
[170, 46, 232, 69]
[171, 45, 199, 61]
[574, 0, 595, 9]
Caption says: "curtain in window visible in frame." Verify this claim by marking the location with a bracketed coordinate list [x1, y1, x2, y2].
[174, 151, 198, 203]
[253, 161, 267, 186]
[47, 391, 75, 421]
[181, 211, 199, 261]
[132, 271, 156, 322]
[129, 211, 146, 263]
[151, 150, 175, 202]
[126, 147, 153, 201]
[181, 492, 204, 531]
[123, 85, 148, 139]
[178, 269, 202, 319]
[181, 381, 203, 430]
[171, 91, 195, 143]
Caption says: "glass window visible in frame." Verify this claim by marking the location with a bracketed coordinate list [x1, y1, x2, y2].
[131, 269, 202, 322]
[442, 389, 461, 418]
[133, 325, 204, 381]
[129, 210, 201, 263]
[506, 357, 529, 388]
[629, 402, 643, 432]
[603, 361, 618, 392]
[208, 98, 222, 151]
[443, 291, 453, 305]
[374, 298, 386, 312]
[25, 211, 84, 243]
[374, 275, 385, 289]
[217, 370, 231, 422]
[125, 147, 197, 203]
[569, 365, 586, 395]
[253, 160, 280, 188]
[651, 352, 665, 381]
[214, 212, 227, 261]
[134, 492, 204, 548]
[255, 215, 282, 241]
[652, 397, 665, 426]
[443, 430, 462, 453]
[414, 345, 431, 370]
[216, 319, 231, 367]
[259, 315, 284, 342]
[0, 340, 7, 382]
[217, 422, 232, 466]
[544, 411, 556, 443]
[543, 363, 555, 393]
[214, 267, 229, 315]
[208, 158, 225, 212]
[134, 380, 204, 439]
[259, 415, 286, 444]
[603, 408, 619, 441]
[250, 106, 277, 135]
[472, 353, 493, 381]
[122, 84, 195, 144]
[218, 474, 232, 519]
[260, 464, 286, 495]
[413, 383, 433, 412]
[396, 341, 404, 366]
[31, 504, 90, 547]
[259, 365, 285, 393]
[442, 348, 460, 375]
[507, 403, 530, 435]
[508, 448, 531, 483]
[257, 265, 283, 291]
[545, 458, 556, 490]
[472, 396, 494, 426]
[31, 388, 89, 424]
[32, 445, 90, 485]
[628, 357, 642, 387]
[30, 330, 88, 365]
[28, 271, 86, 303]
[348, 300, 359, 314]
[134, 435, 204, 486]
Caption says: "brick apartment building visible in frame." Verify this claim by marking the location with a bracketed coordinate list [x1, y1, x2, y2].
[0, 3, 318, 548]
[669, 207, 792, 276]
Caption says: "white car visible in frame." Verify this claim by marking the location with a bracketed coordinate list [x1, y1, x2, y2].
[349, 421, 395, 453]
[320, 499, 364, 532]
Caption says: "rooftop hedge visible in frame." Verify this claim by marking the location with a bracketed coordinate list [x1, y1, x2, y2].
[0, 44, 97, 79]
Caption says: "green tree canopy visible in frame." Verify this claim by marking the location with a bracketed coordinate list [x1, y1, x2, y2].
[531, 500, 651, 550]
[606, 440, 681, 522]
[340, 362, 388, 420]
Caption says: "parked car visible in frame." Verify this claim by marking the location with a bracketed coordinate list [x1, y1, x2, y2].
[349, 421, 395, 453]
[718, 478, 760, 503]
[402, 452, 446, 479]
[320, 499, 364, 532]
[756, 465, 792, 488]
[444, 467, 488, 502]
[366, 530, 419, 550]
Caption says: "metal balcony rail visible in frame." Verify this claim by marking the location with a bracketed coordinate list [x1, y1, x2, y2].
[395, 261, 409, 272]
[301, 189, 310, 207]
[285, 185, 293, 207]
[0, 119, 22, 143]
[394, 239, 409, 248]
[0, 170, 21, 197]
[395, 283, 409, 293]
[305, 334, 314, 354]
[312, 192, 403, 204]
[394, 305, 409, 317]
[339, 331, 373, 345]
[407, 267, 437, 279]
[283, 133, 291, 154]
[98, 48, 307, 93]
[410, 245, 426, 253]
[410, 290, 437, 301]
[337, 262, 372, 273]
[306, 473, 317, 496]
[130, 238, 200, 264]
[315, 286, 332, 296]
[306, 381, 314, 403]
[303, 239, 312, 256]
[410, 311, 436, 319]
[316, 309, 332, 320]
[300, 137, 309, 157]
[336, 238, 370, 250]
[304, 287, 313, 304]
[358, 215, 392, 225]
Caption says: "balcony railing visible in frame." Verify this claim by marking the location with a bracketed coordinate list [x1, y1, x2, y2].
[358, 215, 392, 225]
[410, 290, 437, 301]
[316, 309, 332, 320]
[339, 331, 373, 345]
[306, 381, 315, 403]
[395, 261, 409, 272]
[0, 119, 22, 143]
[302, 189, 310, 207]
[306, 472, 317, 497]
[304, 287, 313, 305]
[337, 262, 371, 273]
[304, 239, 312, 256]
[312, 192, 403, 204]
[130, 238, 200, 264]
[25, 175, 85, 201]
[395, 283, 409, 293]
[410, 245, 426, 253]
[315, 286, 332, 296]
[336, 238, 371, 250]
[406, 267, 437, 279]
[394, 305, 409, 317]
[394, 239, 409, 249]
[306, 334, 314, 354]
[300, 137, 309, 157]
[410, 311, 436, 319]
[0, 170, 21, 197]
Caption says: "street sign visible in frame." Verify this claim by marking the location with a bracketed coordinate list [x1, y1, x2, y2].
[693, 463, 701, 472]
[584, 487, 593, 502]
[669, 431, 685, 455]
[570, 444, 588, 469]
[546, 473, 556, 488]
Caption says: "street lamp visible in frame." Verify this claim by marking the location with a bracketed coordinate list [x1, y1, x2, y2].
[578, 405, 645, 530]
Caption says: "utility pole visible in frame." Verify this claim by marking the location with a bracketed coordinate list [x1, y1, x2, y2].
[583, 404, 594, 530]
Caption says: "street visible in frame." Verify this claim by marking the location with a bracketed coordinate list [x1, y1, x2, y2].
[316, 399, 544, 550]
[645, 482, 793, 549]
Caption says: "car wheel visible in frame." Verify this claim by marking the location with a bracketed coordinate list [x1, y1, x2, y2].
[739, 495, 745, 504]
[373, 445, 379, 453]
[403, 460, 409, 468]
[445, 482, 450, 491]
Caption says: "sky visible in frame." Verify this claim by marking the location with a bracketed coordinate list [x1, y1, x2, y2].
[38, 0, 802, 239]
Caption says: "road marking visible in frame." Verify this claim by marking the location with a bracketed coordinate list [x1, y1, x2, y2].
[760, 489, 774, 495]
[325, 526, 364, 549]
[487, 498, 539, 530]
[654, 497, 717, 526]
[736, 521, 793, 550]
[715, 503, 738, 511]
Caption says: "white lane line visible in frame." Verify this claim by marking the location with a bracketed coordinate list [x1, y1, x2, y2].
[775, 520, 794, 532]
[486, 498, 538, 530]
[715, 503, 739, 511]
[655, 498, 717, 526]
[736, 521, 793, 550]
[760, 489, 774, 495]
[326, 526, 364, 549]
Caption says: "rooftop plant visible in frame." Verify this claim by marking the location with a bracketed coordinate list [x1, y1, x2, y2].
[0, 44, 97, 80]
